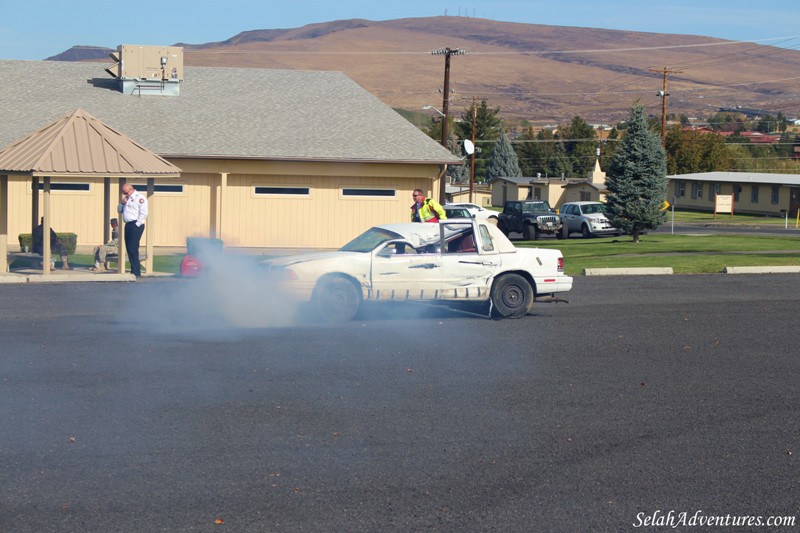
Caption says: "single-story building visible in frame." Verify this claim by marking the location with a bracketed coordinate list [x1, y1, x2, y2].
[667, 172, 800, 216]
[490, 159, 608, 208]
[0, 49, 460, 250]
[445, 185, 492, 206]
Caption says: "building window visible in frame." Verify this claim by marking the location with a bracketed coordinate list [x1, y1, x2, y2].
[32, 182, 90, 192]
[751, 185, 759, 204]
[341, 188, 395, 197]
[254, 186, 310, 196]
[771, 186, 780, 204]
[131, 183, 184, 193]
[691, 182, 704, 199]
[710, 183, 720, 201]
[675, 180, 685, 197]
[733, 184, 741, 202]
[533, 187, 542, 200]
[579, 190, 591, 201]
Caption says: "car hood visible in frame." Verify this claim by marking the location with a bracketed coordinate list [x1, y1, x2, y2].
[584, 213, 609, 221]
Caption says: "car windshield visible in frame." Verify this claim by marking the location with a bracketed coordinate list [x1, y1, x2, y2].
[445, 208, 471, 218]
[583, 203, 606, 214]
[522, 202, 551, 213]
[340, 227, 404, 253]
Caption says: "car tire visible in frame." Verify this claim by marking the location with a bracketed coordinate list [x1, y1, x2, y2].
[557, 225, 568, 239]
[581, 224, 592, 239]
[533, 225, 541, 240]
[312, 275, 361, 322]
[491, 273, 533, 318]
[522, 224, 532, 240]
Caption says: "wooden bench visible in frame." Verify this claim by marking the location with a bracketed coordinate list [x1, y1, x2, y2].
[6, 252, 56, 270]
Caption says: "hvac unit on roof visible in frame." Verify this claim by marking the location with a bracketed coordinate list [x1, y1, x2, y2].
[105, 44, 183, 96]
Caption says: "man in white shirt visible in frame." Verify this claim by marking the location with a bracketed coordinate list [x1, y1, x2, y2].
[118, 184, 148, 277]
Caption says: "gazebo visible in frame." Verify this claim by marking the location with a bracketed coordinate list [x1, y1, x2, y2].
[0, 108, 181, 276]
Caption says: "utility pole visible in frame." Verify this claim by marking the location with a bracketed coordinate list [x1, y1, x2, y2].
[649, 66, 682, 147]
[470, 95, 476, 204]
[432, 47, 465, 203]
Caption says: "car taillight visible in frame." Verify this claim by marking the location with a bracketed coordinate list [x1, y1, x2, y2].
[557, 257, 564, 272]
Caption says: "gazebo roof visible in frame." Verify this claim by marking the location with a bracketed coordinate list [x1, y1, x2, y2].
[0, 108, 180, 178]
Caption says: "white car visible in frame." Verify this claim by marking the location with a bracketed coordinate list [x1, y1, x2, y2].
[261, 218, 572, 322]
[560, 201, 621, 238]
[445, 202, 498, 221]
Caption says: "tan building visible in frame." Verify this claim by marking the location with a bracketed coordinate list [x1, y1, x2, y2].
[0, 55, 460, 250]
[490, 159, 609, 209]
[667, 172, 800, 217]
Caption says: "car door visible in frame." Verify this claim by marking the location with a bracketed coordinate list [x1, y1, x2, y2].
[369, 241, 442, 301]
[439, 222, 500, 301]
[560, 204, 576, 232]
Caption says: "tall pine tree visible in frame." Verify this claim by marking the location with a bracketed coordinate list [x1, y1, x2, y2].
[605, 103, 668, 243]
[486, 131, 522, 181]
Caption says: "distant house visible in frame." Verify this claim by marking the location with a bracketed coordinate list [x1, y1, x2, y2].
[667, 172, 800, 216]
[0, 52, 459, 250]
[718, 131, 782, 144]
[489, 159, 608, 207]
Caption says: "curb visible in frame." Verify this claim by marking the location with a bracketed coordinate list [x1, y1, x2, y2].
[583, 267, 673, 276]
[723, 266, 800, 274]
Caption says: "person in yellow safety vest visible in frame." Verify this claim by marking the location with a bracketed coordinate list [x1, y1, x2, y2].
[410, 189, 447, 223]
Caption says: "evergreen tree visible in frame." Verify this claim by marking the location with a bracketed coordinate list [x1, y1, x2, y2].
[605, 103, 668, 243]
[455, 100, 502, 182]
[560, 116, 597, 177]
[486, 131, 522, 180]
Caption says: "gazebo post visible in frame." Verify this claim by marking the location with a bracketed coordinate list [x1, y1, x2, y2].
[42, 177, 51, 276]
[31, 177, 39, 234]
[103, 177, 111, 244]
[145, 177, 154, 275]
[117, 179, 126, 274]
[0, 174, 7, 273]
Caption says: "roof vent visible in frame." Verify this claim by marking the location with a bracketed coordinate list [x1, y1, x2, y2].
[106, 45, 183, 96]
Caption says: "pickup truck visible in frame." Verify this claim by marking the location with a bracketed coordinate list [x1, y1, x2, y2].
[497, 200, 566, 240]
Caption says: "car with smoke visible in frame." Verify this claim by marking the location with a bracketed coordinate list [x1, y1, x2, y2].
[261, 218, 572, 322]
[560, 201, 620, 238]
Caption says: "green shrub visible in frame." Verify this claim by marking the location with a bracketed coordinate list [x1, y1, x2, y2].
[18, 233, 78, 255]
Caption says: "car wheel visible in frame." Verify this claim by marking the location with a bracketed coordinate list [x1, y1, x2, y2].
[521, 224, 532, 240]
[491, 273, 533, 318]
[581, 224, 592, 238]
[312, 276, 361, 322]
[557, 225, 568, 239]
[533, 226, 541, 240]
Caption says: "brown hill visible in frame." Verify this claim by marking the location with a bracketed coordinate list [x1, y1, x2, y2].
[49, 16, 800, 125]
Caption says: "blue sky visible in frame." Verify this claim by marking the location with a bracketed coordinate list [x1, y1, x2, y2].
[1, 0, 798, 60]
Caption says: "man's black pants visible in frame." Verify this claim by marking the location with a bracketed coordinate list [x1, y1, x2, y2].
[124, 222, 145, 277]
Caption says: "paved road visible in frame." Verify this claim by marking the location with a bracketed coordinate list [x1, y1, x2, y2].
[1, 275, 798, 532]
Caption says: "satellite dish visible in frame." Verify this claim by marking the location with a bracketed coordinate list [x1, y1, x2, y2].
[463, 139, 475, 155]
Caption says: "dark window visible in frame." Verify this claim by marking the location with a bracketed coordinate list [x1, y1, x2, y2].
[675, 181, 686, 197]
[751, 185, 759, 204]
[342, 188, 395, 197]
[733, 184, 741, 202]
[692, 182, 704, 199]
[710, 183, 720, 201]
[33, 182, 90, 191]
[255, 186, 309, 195]
[771, 186, 780, 204]
[131, 183, 184, 193]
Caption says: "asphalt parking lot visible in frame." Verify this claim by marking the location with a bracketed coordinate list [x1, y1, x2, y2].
[1, 274, 798, 532]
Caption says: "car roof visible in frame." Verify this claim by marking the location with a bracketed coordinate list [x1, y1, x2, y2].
[563, 201, 602, 205]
